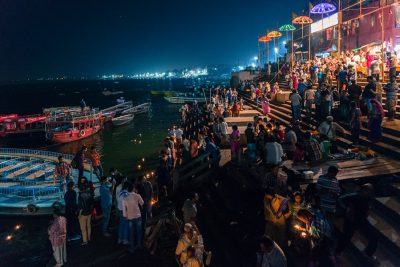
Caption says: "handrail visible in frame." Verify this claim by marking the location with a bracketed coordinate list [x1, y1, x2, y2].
[0, 148, 74, 160]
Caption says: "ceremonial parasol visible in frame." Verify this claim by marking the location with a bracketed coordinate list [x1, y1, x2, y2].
[279, 24, 296, 67]
[310, 3, 337, 30]
[267, 31, 282, 39]
[292, 16, 313, 38]
[279, 24, 296, 41]
[258, 36, 271, 43]
[258, 35, 272, 64]
[267, 31, 282, 63]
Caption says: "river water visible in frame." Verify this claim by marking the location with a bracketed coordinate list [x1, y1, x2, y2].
[0, 79, 186, 266]
[0, 79, 187, 175]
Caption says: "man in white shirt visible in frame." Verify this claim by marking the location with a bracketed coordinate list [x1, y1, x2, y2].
[256, 236, 287, 267]
[175, 126, 184, 144]
[123, 183, 144, 253]
[265, 137, 284, 165]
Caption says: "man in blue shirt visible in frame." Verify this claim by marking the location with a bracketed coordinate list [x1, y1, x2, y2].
[205, 137, 221, 168]
[100, 176, 113, 236]
[298, 79, 307, 107]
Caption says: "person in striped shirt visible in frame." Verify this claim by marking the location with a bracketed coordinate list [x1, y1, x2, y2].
[316, 166, 340, 221]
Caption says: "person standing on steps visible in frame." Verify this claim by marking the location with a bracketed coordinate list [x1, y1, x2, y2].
[362, 76, 376, 114]
[88, 146, 103, 182]
[48, 208, 67, 267]
[349, 101, 362, 146]
[123, 182, 144, 253]
[73, 145, 87, 179]
[78, 183, 93, 246]
[64, 181, 80, 241]
[100, 176, 113, 237]
[289, 90, 302, 122]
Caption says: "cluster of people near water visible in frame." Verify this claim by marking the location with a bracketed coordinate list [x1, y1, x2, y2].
[49, 144, 155, 266]
[48, 100, 219, 267]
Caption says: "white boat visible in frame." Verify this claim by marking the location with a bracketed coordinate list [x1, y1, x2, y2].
[164, 96, 207, 104]
[100, 101, 133, 114]
[121, 103, 151, 115]
[111, 114, 134, 126]
[102, 89, 124, 96]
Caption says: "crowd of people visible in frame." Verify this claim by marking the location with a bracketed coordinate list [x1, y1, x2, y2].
[45, 49, 398, 267]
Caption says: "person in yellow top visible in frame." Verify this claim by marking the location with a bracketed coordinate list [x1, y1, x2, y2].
[264, 189, 291, 248]
[184, 246, 201, 267]
[176, 223, 194, 265]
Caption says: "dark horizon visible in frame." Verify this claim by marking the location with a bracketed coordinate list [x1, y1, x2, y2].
[0, 0, 305, 80]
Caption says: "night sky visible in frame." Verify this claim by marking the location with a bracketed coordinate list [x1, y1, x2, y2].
[0, 0, 306, 80]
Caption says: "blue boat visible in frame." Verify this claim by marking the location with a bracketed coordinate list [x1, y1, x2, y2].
[0, 148, 99, 216]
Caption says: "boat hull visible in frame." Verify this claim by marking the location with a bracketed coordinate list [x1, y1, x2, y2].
[49, 126, 102, 144]
[164, 96, 207, 104]
[111, 115, 134, 126]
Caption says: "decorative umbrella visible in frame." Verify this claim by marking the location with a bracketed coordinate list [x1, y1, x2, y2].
[258, 36, 271, 43]
[279, 24, 296, 66]
[279, 24, 296, 47]
[310, 3, 337, 31]
[292, 16, 313, 38]
[258, 35, 272, 64]
[267, 31, 282, 63]
[267, 31, 282, 38]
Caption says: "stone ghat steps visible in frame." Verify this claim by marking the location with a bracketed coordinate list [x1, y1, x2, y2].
[278, 102, 400, 148]
[239, 91, 400, 159]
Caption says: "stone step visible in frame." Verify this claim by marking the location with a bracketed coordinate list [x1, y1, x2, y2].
[279, 102, 400, 143]
[239, 92, 400, 159]
[271, 102, 400, 158]
[373, 197, 400, 229]
[368, 208, 400, 257]
[335, 218, 400, 267]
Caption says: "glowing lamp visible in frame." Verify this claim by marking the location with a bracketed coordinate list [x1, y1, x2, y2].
[5, 235, 13, 241]
[310, 3, 336, 14]
[14, 224, 22, 231]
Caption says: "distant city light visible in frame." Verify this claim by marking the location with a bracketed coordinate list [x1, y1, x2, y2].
[253, 56, 258, 61]
[274, 47, 279, 53]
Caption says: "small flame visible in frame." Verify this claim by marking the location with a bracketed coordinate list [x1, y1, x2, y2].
[5, 235, 13, 241]
[150, 198, 157, 206]
[14, 224, 21, 231]
[300, 232, 307, 238]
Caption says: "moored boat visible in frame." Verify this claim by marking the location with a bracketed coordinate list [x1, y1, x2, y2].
[164, 96, 207, 104]
[102, 89, 124, 96]
[111, 114, 134, 126]
[45, 109, 103, 144]
[121, 102, 151, 115]
[0, 114, 48, 138]
[0, 148, 99, 215]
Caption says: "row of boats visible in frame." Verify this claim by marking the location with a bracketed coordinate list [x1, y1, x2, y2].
[0, 101, 150, 144]
[150, 90, 208, 104]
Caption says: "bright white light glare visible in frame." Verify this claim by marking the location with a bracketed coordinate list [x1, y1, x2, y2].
[274, 47, 279, 53]
[251, 63, 256, 68]
[283, 41, 287, 45]
[253, 56, 258, 61]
